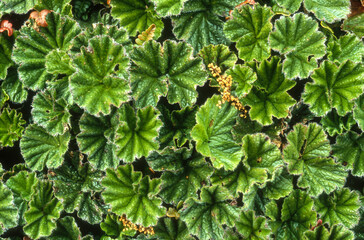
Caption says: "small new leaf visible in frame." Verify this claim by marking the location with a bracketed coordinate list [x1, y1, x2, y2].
[0, 107, 26, 147]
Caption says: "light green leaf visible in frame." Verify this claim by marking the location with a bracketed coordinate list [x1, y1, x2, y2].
[0, 182, 18, 234]
[304, 0, 350, 23]
[154, 217, 193, 240]
[101, 164, 166, 227]
[32, 89, 71, 136]
[48, 216, 82, 240]
[303, 60, 364, 116]
[110, 0, 163, 38]
[70, 35, 130, 116]
[151, 0, 187, 16]
[284, 123, 347, 196]
[180, 185, 239, 240]
[243, 57, 296, 125]
[12, 12, 81, 90]
[269, 13, 326, 79]
[0, 107, 26, 147]
[224, 5, 273, 62]
[191, 95, 243, 170]
[6, 171, 38, 201]
[353, 94, 364, 130]
[327, 34, 364, 64]
[130, 40, 207, 108]
[20, 124, 70, 171]
[274, 0, 302, 13]
[50, 154, 103, 224]
[0, 33, 14, 79]
[115, 104, 162, 163]
[157, 105, 197, 149]
[1, 67, 28, 103]
[304, 224, 354, 240]
[315, 188, 360, 229]
[1, 0, 36, 14]
[172, 0, 240, 53]
[0, 87, 9, 109]
[77, 111, 119, 170]
[235, 210, 270, 240]
[45, 49, 75, 76]
[198, 44, 237, 86]
[266, 190, 316, 239]
[149, 147, 213, 204]
[24, 180, 63, 239]
[228, 65, 257, 96]
[320, 109, 355, 136]
[342, 14, 364, 38]
[332, 131, 364, 177]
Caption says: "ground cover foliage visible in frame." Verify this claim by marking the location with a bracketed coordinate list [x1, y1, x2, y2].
[0, 0, 364, 239]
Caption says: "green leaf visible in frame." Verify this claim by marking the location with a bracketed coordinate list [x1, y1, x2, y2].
[71, 21, 132, 56]
[24, 180, 63, 239]
[352, 197, 364, 239]
[0, 87, 9, 109]
[315, 188, 360, 229]
[228, 64, 257, 96]
[34, 0, 72, 16]
[327, 34, 364, 64]
[1, 67, 28, 103]
[102, 164, 166, 227]
[130, 40, 207, 108]
[77, 111, 120, 170]
[48, 216, 82, 240]
[353, 94, 364, 131]
[6, 171, 38, 201]
[0, 33, 14, 79]
[154, 217, 193, 240]
[243, 57, 296, 125]
[302, 60, 364, 116]
[180, 185, 239, 240]
[20, 124, 70, 171]
[224, 5, 273, 62]
[342, 14, 364, 38]
[266, 190, 316, 239]
[332, 131, 364, 177]
[32, 89, 71, 136]
[198, 44, 237, 86]
[304, 0, 350, 23]
[1, 0, 36, 14]
[172, 0, 240, 53]
[0, 107, 26, 147]
[284, 123, 347, 196]
[320, 109, 355, 136]
[304, 224, 354, 240]
[70, 35, 130, 116]
[12, 12, 81, 90]
[269, 13, 326, 79]
[157, 105, 197, 149]
[235, 210, 270, 240]
[101, 214, 135, 238]
[110, 0, 163, 38]
[191, 95, 243, 170]
[45, 49, 75, 76]
[50, 154, 103, 224]
[151, 0, 188, 16]
[115, 104, 162, 163]
[0, 182, 18, 234]
[148, 147, 213, 204]
[274, 0, 302, 13]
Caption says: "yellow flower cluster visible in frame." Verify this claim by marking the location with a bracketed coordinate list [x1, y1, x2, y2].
[119, 215, 155, 235]
[207, 63, 248, 118]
